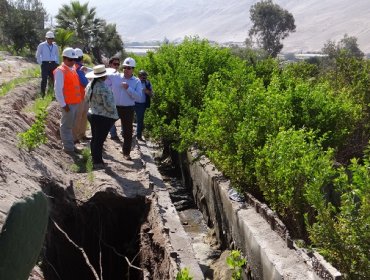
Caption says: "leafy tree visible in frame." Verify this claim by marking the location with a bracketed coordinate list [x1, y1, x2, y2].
[55, 1, 124, 62]
[322, 34, 364, 60]
[249, 0, 296, 57]
[55, 1, 98, 48]
[90, 20, 125, 60]
[0, 0, 10, 43]
[3, 0, 46, 53]
[54, 28, 74, 51]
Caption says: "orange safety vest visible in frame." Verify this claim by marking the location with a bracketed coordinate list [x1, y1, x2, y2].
[53, 64, 81, 104]
[74, 64, 86, 99]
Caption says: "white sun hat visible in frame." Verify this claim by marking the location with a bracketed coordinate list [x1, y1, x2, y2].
[86, 65, 115, 79]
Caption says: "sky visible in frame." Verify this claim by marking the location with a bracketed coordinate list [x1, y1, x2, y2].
[41, 0, 71, 17]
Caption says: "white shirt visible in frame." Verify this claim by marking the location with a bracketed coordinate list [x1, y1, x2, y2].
[106, 73, 142, 106]
[35, 41, 59, 64]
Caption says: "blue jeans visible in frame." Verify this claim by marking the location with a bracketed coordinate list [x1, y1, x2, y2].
[134, 102, 146, 138]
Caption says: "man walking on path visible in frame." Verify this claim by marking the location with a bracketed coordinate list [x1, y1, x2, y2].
[54, 47, 81, 154]
[72, 48, 90, 142]
[35, 31, 59, 97]
[106, 57, 142, 160]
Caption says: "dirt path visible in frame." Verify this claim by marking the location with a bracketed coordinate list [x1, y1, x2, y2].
[0, 51, 37, 86]
[0, 57, 155, 279]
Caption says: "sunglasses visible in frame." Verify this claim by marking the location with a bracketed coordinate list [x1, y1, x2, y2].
[112, 62, 120, 66]
[123, 66, 133, 70]
[65, 57, 75, 61]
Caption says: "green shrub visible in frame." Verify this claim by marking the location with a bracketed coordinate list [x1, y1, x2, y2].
[70, 148, 94, 181]
[141, 37, 240, 152]
[288, 81, 362, 149]
[307, 156, 370, 279]
[226, 250, 247, 280]
[176, 267, 193, 280]
[18, 108, 48, 151]
[255, 128, 335, 237]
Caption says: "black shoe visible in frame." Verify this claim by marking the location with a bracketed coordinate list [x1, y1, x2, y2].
[93, 163, 106, 170]
[123, 154, 132, 161]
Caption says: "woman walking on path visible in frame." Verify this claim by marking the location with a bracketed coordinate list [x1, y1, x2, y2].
[85, 65, 118, 169]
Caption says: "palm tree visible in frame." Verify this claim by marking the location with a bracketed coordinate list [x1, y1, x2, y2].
[54, 28, 74, 51]
[55, 1, 124, 62]
[55, 1, 97, 48]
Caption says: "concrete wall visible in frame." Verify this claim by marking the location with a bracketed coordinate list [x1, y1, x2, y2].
[186, 149, 341, 280]
[140, 143, 204, 279]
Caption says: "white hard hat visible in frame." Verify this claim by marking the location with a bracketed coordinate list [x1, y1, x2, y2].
[122, 57, 136, 68]
[62, 47, 78, 59]
[74, 48, 84, 57]
[45, 31, 54, 38]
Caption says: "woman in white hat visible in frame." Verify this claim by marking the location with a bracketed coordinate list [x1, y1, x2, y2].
[85, 65, 118, 169]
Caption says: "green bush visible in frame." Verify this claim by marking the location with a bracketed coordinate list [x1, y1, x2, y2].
[307, 156, 370, 279]
[139, 42, 369, 278]
[226, 250, 247, 280]
[255, 128, 335, 237]
[176, 267, 193, 280]
[18, 108, 48, 151]
[141, 37, 240, 152]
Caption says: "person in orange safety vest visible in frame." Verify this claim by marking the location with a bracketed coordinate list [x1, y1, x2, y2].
[53, 47, 81, 154]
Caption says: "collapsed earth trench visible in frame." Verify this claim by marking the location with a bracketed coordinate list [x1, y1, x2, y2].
[41, 180, 148, 280]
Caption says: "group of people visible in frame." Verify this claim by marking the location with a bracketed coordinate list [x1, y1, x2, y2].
[35, 31, 153, 169]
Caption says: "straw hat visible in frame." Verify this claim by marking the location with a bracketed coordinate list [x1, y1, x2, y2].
[86, 65, 115, 79]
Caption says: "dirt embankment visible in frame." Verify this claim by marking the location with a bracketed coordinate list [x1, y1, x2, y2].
[0, 54, 176, 279]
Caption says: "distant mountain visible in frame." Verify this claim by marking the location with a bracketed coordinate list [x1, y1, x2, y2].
[44, 0, 370, 53]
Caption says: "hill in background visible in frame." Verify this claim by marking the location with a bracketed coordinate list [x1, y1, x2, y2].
[44, 0, 370, 53]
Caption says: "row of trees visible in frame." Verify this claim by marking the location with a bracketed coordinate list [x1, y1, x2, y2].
[136, 37, 369, 279]
[0, 0, 124, 61]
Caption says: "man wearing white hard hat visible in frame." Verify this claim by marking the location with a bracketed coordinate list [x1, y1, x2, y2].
[106, 57, 142, 160]
[35, 31, 59, 97]
[53, 47, 82, 154]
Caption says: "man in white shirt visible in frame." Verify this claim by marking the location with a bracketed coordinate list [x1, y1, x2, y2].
[35, 31, 59, 97]
[53, 48, 81, 154]
[106, 57, 142, 160]
[106, 56, 122, 141]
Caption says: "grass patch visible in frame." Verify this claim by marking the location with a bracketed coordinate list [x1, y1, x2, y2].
[0, 67, 40, 97]
[24, 93, 54, 114]
[18, 108, 48, 151]
[70, 148, 94, 182]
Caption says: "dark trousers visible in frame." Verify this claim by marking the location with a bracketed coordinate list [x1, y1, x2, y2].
[116, 106, 134, 156]
[134, 102, 146, 138]
[41, 61, 58, 96]
[88, 114, 115, 164]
